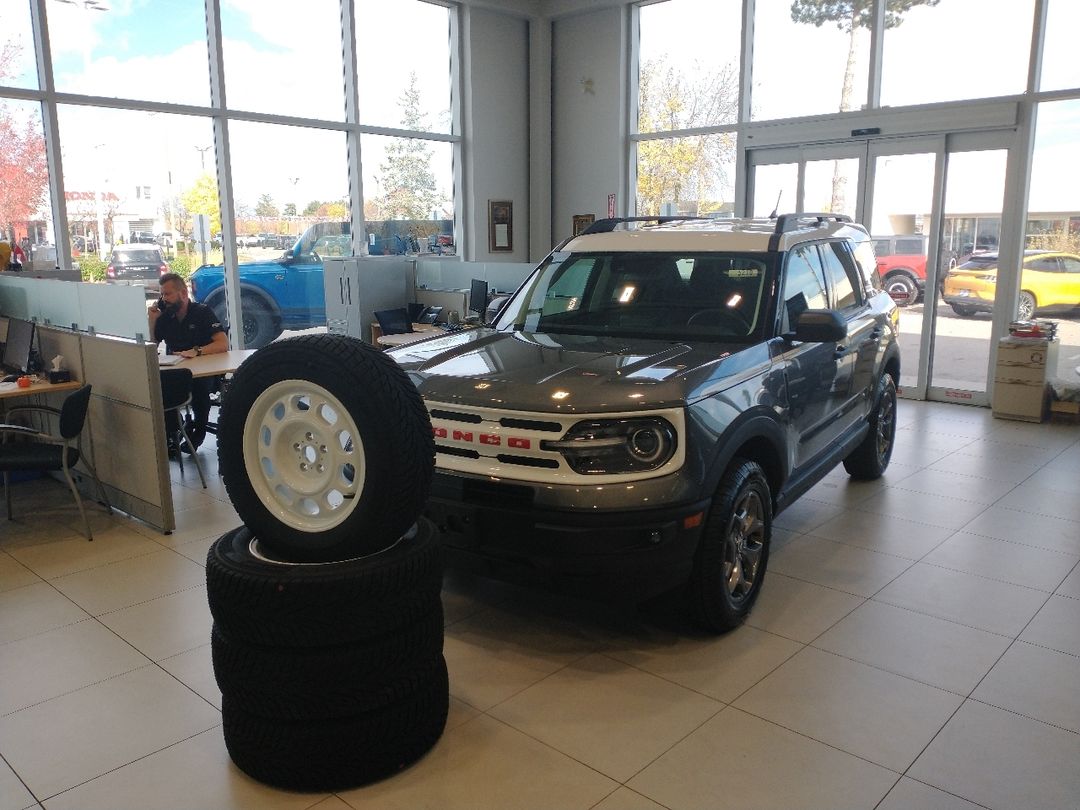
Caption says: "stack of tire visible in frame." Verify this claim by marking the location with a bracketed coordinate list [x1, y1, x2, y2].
[203, 334, 444, 792]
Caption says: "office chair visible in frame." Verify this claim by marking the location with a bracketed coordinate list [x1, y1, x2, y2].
[373, 308, 413, 336]
[0, 384, 113, 541]
[160, 368, 207, 489]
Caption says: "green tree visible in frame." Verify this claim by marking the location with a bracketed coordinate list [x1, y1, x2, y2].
[636, 58, 739, 216]
[255, 193, 279, 218]
[375, 72, 442, 221]
[180, 174, 221, 235]
[283, 202, 296, 217]
[303, 200, 322, 216]
[791, 0, 940, 211]
[0, 42, 48, 243]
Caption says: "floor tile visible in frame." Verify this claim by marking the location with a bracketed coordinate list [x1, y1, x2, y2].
[3, 525, 163, 581]
[807, 509, 954, 560]
[927, 450, 1043, 483]
[986, 420, 1080, 449]
[733, 646, 962, 771]
[995, 481, 1080, 523]
[802, 476, 890, 508]
[772, 497, 845, 534]
[745, 573, 863, 643]
[1024, 466, 1080, 496]
[337, 714, 617, 810]
[814, 599, 1011, 695]
[877, 778, 986, 810]
[887, 468, 1018, 505]
[171, 535, 215, 566]
[627, 707, 897, 810]
[951, 438, 1056, 463]
[0, 756, 35, 810]
[874, 562, 1048, 637]
[40, 728, 320, 810]
[0, 666, 221, 799]
[958, 505, 1080, 554]
[96, 585, 211, 661]
[156, 644, 221, 710]
[1019, 594, 1080, 656]
[0, 553, 39, 593]
[132, 502, 240, 549]
[591, 788, 667, 810]
[853, 489, 988, 530]
[909, 700, 1080, 810]
[0, 582, 89, 646]
[1056, 566, 1080, 598]
[489, 653, 721, 781]
[48, 549, 207, 616]
[442, 605, 600, 711]
[607, 623, 802, 704]
[922, 532, 1079, 592]
[0, 619, 149, 716]
[769, 535, 913, 597]
[972, 640, 1080, 733]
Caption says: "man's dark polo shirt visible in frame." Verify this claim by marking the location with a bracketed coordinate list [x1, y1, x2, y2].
[154, 301, 224, 353]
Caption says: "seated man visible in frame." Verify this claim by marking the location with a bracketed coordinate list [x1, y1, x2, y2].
[149, 272, 229, 453]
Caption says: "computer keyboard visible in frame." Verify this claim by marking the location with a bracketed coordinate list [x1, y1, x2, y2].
[439, 323, 466, 333]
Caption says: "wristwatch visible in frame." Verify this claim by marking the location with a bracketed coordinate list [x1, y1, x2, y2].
[195, 346, 203, 356]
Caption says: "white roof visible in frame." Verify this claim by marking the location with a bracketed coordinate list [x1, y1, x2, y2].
[562, 217, 868, 254]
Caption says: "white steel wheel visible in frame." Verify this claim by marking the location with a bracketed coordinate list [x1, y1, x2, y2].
[218, 334, 435, 562]
[243, 380, 364, 534]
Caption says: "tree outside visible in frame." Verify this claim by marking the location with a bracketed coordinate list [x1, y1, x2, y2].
[636, 58, 739, 216]
[181, 174, 222, 236]
[254, 193, 279, 218]
[0, 42, 48, 248]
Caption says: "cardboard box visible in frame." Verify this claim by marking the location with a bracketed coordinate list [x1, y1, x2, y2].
[992, 380, 1048, 422]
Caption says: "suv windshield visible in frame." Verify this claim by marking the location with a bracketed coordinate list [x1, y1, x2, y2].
[494, 251, 775, 342]
[114, 249, 162, 263]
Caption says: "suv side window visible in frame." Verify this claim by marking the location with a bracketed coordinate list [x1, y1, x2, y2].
[872, 239, 891, 255]
[895, 238, 926, 254]
[820, 242, 863, 311]
[852, 240, 881, 290]
[781, 245, 828, 332]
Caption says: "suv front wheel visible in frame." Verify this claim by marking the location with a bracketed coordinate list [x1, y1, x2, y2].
[687, 458, 772, 633]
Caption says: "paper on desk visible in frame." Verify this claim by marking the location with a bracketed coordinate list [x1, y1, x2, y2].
[158, 354, 184, 366]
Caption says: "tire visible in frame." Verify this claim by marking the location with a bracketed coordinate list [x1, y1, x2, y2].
[205, 522, 444, 647]
[843, 373, 897, 480]
[211, 607, 444, 720]
[686, 459, 772, 634]
[239, 294, 281, 348]
[884, 272, 919, 307]
[949, 303, 976, 317]
[222, 655, 449, 792]
[1017, 290, 1037, 321]
[217, 334, 435, 561]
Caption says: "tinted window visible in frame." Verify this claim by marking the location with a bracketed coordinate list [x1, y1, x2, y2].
[1061, 257, 1080, 273]
[1027, 258, 1060, 272]
[895, 238, 926, 254]
[114, 250, 162, 263]
[781, 245, 828, 332]
[821, 242, 860, 310]
[872, 239, 890, 255]
[853, 241, 881, 290]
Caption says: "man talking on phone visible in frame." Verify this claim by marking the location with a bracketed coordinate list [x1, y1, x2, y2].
[149, 272, 228, 454]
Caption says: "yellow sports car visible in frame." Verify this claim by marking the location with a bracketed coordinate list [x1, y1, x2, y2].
[942, 250, 1080, 319]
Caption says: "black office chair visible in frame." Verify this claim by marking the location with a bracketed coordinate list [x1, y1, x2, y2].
[374, 308, 413, 336]
[160, 368, 207, 489]
[0, 384, 113, 541]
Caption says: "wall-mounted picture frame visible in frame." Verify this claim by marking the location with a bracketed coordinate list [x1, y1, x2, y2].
[488, 200, 513, 252]
[572, 214, 595, 236]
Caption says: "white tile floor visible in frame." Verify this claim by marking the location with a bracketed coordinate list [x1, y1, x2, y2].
[1, 401, 1078, 810]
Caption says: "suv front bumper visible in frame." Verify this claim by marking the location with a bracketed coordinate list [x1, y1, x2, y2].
[425, 471, 710, 601]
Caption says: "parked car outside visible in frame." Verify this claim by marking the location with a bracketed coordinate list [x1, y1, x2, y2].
[105, 245, 169, 294]
[942, 249, 1080, 319]
[872, 234, 928, 306]
[387, 214, 901, 632]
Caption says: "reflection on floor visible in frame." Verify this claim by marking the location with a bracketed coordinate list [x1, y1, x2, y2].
[1, 401, 1078, 809]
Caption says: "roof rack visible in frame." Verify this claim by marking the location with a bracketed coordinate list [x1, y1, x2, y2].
[580, 216, 711, 235]
[768, 213, 853, 251]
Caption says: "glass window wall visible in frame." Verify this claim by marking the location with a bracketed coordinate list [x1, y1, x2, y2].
[0, 99, 52, 266]
[0, 3, 38, 89]
[1042, 0, 1080, 92]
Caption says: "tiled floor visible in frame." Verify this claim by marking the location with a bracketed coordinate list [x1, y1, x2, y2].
[1, 401, 1079, 810]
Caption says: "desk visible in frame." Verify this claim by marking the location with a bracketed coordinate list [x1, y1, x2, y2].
[159, 349, 257, 378]
[0, 378, 81, 401]
[376, 324, 446, 348]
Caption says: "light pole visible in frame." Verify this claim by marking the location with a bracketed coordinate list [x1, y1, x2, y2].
[289, 177, 300, 234]
[195, 145, 213, 172]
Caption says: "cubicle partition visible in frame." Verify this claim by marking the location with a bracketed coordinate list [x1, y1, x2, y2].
[0, 275, 150, 340]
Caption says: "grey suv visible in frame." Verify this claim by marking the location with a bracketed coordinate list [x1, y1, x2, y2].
[389, 214, 900, 631]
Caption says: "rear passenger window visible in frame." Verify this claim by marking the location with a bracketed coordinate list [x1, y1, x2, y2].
[781, 245, 828, 332]
[895, 238, 926, 254]
[821, 242, 862, 310]
[852, 241, 881, 290]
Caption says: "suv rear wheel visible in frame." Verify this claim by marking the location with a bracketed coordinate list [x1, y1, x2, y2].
[843, 373, 896, 480]
[687, 458, 772, 633]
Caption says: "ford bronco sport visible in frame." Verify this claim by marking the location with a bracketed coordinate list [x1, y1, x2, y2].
[389, 214, 900, 632]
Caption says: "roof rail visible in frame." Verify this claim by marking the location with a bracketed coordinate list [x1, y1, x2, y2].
[580, 216, 711, 235]
[768, 213, 853, 251]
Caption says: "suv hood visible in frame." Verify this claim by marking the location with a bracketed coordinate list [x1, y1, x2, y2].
[389, 328, 766, 413]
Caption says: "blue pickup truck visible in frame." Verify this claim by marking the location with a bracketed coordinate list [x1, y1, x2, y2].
[189, 222, 347, 347]
[190, 220, 455, 347]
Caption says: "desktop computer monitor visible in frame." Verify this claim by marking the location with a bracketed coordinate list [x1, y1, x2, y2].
[2, 317, 35, 375]
[468, 278, 489, 320]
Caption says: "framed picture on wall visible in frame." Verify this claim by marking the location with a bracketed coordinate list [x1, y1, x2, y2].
[572, 214, 595, 236]
[488, 200, 513, 252]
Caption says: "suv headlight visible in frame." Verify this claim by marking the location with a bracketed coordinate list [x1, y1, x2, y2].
[542, 417, 677, 474]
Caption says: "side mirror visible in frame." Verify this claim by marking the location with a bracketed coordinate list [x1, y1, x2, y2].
[790, 309, 847, 343]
